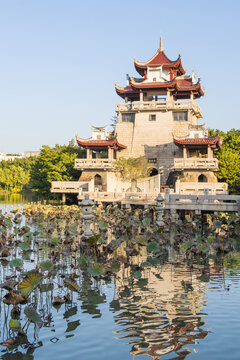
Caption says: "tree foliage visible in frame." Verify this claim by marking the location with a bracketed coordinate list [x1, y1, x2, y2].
[113, 157, 151, 181]
[209, 128, 240, 193]
[0, 158, 35, 192]
[30, 144, 85, 197]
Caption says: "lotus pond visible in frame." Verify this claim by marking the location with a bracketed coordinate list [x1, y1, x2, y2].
[0, 202, 240, 360]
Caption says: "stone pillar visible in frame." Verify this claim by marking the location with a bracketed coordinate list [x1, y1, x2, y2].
[183, 146, 187, 159]
[164, 187, 170, 203]
[86, 149, 92, 159]
[155, 193, 165, 227]
[207, 145, 213, 158]
[62, 193, 66, 204]
[140, 90, 143, 102]
[108, 148, 113, 160]
[79, 194, 95, 238]
[96, 151, 101, 159]
[175, 179, 180, 194]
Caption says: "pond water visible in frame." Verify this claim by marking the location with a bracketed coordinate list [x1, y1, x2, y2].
[0, 203, 240, 360]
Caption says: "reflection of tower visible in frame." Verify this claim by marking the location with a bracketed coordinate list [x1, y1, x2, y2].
[113, 255, 209, 359]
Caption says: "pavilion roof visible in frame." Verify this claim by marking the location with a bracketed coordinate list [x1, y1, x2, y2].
[134, 49, 185, 76]
[76, 136, 127, 150]
[174, 135, 220, 147]
[115, 77, 204, 100]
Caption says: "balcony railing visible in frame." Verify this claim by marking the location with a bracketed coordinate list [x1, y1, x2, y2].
[174, 158, 218, 170]
[177, 182, 228, 195]
[74, 158, 114, 169]
[116, 100, 202, 117]
[51, 181, 89, 193]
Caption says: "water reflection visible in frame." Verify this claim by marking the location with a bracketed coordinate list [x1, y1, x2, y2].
[112, 258, 210, 359]
[0, 206, 240, 360]
[0, 192, 38, 205]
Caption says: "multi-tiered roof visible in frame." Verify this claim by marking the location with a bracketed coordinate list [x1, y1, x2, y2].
[115, 38, 204, 100]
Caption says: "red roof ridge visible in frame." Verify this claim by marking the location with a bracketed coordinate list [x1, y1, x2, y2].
[174, 134, 219, 146]
[76, 136, 127, 150]
[134, 50, 180, 67]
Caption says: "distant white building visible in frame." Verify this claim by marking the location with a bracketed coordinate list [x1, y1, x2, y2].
[0, 151, 40, 162]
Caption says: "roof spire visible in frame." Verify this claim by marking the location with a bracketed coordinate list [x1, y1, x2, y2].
[159, 36, 163, 51]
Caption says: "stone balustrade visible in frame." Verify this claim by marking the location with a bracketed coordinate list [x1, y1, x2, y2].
[51, 181, 90, 193]
[74, 158, 114, 169]
[176, 181, 228, 195]
[116, 100, 202, 117]
[174, 158, 218, 170]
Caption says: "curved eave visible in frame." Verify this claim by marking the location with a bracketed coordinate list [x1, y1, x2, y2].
[176, 80, 205, 97]
[174, 135, 220, 147]
[115, 83, 139, 99]
[129, 78, 204, 97]
[76, 136, 127, 150]
[134, 51, 185, 76]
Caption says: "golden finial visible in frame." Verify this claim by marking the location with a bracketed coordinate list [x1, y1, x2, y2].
[159, 36, 163, 51]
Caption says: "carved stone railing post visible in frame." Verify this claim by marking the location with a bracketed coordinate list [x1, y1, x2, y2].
[155, 193, 165, 227]
[79, 194, 95, 238]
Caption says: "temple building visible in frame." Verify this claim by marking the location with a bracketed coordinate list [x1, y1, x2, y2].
[51, 38, 228, 199]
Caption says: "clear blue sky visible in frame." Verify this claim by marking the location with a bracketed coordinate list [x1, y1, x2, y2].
[0, 0, 239, 153]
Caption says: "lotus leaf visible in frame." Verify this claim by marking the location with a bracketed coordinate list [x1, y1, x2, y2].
[180, 241, 193, 252]
[40, 260, 53, 271]
[110, 260, 120, 273]
[88, 263, 106, 277]
[64, 278, 81, 293]
[9, 319, 21, 330]
[66, 320, 80, 332]
[9, 259, 23, 268]
[142, 217, 151, 226]
[18, 270, 42, 298]
[147, 241, 159, 253]
[133, 270, 142, 279]
[19, 242, 30, 251]
[207, 235, 215, 244]
[3, 291, 28, 305]
[39, 283, 54, 293]
[0, 279, 18, 291]
[97, 220, 107, 230]
[77, 256, 87, 270]
[24, 306, 42, 328]
[135, 235, 147, 246]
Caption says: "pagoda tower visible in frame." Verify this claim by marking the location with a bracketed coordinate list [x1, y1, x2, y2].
[114, 38, 209, 186]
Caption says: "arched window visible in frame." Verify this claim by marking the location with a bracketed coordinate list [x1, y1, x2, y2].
[94, 174, 102, 191]
[149, 168, 158, 177]
[198, 174, 208, 183]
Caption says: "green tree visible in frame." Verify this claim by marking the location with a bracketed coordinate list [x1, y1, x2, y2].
[113, 157, 151, 183]
[30, 144, 84, 197]
[209, 128, 240, 193]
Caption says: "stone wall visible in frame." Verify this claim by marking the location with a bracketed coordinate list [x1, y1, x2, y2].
[181, 170, 218, 183]
[115, 108, 197, 185]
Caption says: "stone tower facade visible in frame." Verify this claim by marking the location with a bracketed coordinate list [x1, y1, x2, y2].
[114, 38, 205, 185]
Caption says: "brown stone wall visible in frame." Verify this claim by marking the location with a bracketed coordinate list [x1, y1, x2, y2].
[181, 170, 218, 183]
[115, 109, 194, 184]
[79, 170, 108, 191]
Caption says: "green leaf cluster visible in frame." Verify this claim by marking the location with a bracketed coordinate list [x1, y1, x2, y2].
[30, 144, 85, 197]
[209, 128, 240, 193]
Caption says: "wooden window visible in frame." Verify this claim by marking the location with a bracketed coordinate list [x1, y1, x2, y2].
[122, 113, 135, 123]
[148, 158, 157, 164]
[173, 111, 188, 121]
[149, 114, 156, 121]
